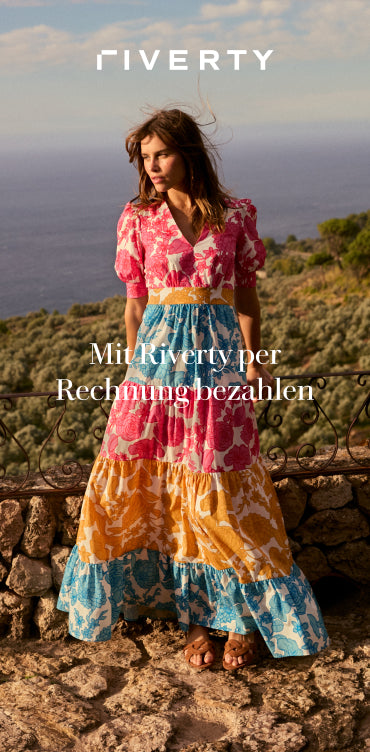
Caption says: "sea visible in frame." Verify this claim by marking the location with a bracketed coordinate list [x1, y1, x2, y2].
[1, 133, 369, 320]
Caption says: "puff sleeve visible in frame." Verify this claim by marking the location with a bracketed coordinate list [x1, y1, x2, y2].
[115, 202, 148, 298]
[234, 200, 266, 288]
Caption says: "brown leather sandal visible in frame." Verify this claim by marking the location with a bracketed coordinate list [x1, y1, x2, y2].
[183, 637, 216, 671]
[222, 633, 261, 671]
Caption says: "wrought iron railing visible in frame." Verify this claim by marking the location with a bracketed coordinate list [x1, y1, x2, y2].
[0, 370, 369, 498]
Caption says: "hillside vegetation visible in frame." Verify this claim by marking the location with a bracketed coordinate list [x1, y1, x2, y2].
[1, 210, 369, 475]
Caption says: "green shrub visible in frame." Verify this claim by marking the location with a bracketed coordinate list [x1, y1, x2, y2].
[272, 257, 304, 275]
[306, 251, 334, 268]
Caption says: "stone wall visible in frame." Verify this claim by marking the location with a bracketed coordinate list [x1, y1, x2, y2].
[0, 470, 369, 641]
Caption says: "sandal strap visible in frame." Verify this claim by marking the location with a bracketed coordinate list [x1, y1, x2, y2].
[223, 638, 259, 659]
[183, 638, 216, 658]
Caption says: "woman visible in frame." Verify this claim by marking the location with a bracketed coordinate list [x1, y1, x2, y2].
[58, 108, 329, 671]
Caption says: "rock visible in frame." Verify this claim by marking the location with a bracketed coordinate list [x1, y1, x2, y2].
[0, 499, 25, 562]
[313, 662, 365, 708]
[76, 714, 173, 752]
[33, 590, 69, 640]
[0, 677, 99, 749]
[303, 708, 355, 750]
[0, 591, 33, 639]
[104, 667, 188, 714]
[50, 544, 72, 589]
[58, 495, 83, 546]
[89, 638, 142, 669]
[327, 540, 370, 585]
[346, 473, 369, 488]
[357, 710, 370, 748]
[240, 710, 306, 752]
[295, 508, 370, 546]
[194, 676, 252, 710]
[20, 495, 56, 558]
[274, 478, 307, 530]
[262, 678, 315, 718]
[0, 562, 8, 582]
[6, 553, 53, 597]
[288, 536, 301, 555]
[0, 709, 36, 752]
[307, 474, 353, 511]
[178, 744, 231, 752]
[294, 546, 332, 582]
[60, 665, 108, 699]
[358, 482, 370, 515]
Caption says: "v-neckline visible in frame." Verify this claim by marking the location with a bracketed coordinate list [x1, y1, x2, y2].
[163, 201, 208, 249]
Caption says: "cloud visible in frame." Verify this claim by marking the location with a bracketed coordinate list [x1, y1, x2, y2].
[0, 25, 75, 68]
[0, 0, 53, 5]
[201, 0, 291, 20]
[0, 21, 147, 71]
[0, 0, 141, 5]
[1, 0, 370, 74]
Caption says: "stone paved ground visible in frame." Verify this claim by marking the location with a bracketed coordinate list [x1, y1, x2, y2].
[0, 583, 369, 752]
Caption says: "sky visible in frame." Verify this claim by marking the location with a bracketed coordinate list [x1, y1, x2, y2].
[0, 0, 369, 149]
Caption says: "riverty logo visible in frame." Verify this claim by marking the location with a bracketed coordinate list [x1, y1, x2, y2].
[96, 49, 274, 71]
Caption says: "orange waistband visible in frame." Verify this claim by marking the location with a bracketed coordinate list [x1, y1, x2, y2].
[147, 287, 234, 305]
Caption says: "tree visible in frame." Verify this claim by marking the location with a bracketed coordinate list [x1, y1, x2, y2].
[317, 218, 360, 269]
[343, 228, 370, 277]
[306, 250, 334, 268]
[263, 237, 281, 255]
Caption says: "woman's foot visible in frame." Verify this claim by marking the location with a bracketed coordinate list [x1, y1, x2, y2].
[223, 631, 260, 670]
[183, 624, 215, 669]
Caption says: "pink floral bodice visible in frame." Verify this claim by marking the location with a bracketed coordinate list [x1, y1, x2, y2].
[115, 198, 266, 298]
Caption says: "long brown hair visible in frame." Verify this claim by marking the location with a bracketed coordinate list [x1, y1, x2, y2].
[125, 108, 232, 234]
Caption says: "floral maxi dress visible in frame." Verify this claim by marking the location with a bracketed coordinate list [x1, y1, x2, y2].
[58, 198, 330, 656]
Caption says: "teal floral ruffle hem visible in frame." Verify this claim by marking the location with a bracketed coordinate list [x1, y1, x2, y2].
[57, 546, 329, 655]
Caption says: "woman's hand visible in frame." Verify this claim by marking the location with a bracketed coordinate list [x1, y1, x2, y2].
[246, 363, 275, 402]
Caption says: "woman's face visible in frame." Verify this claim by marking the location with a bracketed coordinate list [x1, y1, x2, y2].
[141, 134, 187, 194]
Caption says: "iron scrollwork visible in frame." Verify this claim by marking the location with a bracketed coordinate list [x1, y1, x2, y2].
[0, 370, 369, 497]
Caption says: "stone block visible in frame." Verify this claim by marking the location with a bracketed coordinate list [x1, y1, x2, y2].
[6, 553, 53, 597]
[327, 540, 370, 585]
[33, 590, 69, 640]
[0, 590, 33, 638]
[295, 508, 369, 547]
[308, 474, 353, 511]
[295, 546, 332, 582]
[274, 477, 307, 530]
[357, 482, 370, 515]
[50, 544, 72, 589]
[58, 495, 83, 545]
[0, 499, 25, 562]
[21, 495, 57, 558]
[0, 562, 8, 582]
[288, 537, 302, 555]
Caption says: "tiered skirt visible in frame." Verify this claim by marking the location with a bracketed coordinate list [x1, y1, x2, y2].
[58, 287, 329, 656]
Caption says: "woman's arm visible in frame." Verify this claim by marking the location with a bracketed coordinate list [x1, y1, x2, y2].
[124, 295, 148, 361]
[234, 286, 274, 398]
